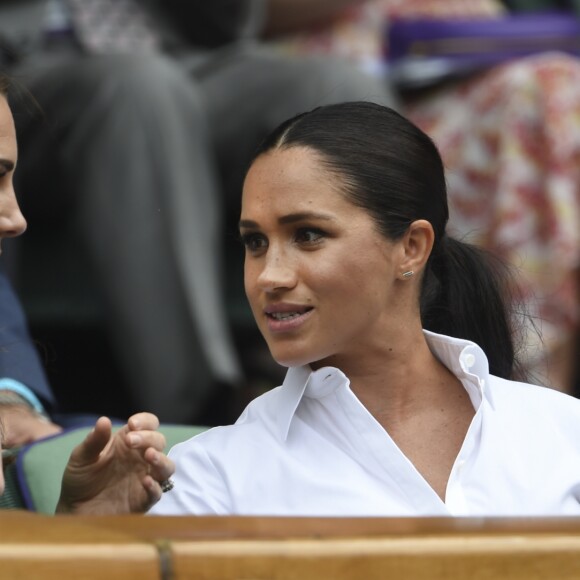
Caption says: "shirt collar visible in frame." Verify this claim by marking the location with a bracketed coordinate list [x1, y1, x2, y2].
[273, 330, 493, 441]
[274, 365, 310, 441]
[422, 329, 493, 411]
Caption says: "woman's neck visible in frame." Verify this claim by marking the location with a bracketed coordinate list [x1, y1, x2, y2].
[332, 329, 462, 424]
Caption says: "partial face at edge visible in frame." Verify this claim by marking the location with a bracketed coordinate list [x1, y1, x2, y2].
[0, 95, 26, 252]
[0, 94, 24, 497]
[240, 146, 409, 370]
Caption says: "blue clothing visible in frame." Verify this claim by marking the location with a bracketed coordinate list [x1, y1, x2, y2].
[0, 270, 54, 412]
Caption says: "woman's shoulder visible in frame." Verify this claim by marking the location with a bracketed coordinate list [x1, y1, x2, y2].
[489, 374, 579, 401]
[169, 385, 288, 457]
[487, 374, 580, 428]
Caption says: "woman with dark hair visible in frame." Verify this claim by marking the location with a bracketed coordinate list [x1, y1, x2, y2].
[152, 101, 580, 517]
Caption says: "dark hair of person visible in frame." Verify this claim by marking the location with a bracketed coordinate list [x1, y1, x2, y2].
[251, 101, 527, 380]
[0, 71, 42, 120]
[0, 72, 9, 97]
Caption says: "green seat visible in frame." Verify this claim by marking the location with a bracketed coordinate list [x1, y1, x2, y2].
[1, 424, 207, 514]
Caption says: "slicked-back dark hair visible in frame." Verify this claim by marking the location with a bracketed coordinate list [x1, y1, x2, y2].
[251, 101, 525, 380]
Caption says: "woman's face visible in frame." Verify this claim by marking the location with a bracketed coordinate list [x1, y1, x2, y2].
[0, 95, 26, 250]
[240, 146, 410, 370]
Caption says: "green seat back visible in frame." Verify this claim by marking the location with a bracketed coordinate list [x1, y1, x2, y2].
[2, 424, 206, 514]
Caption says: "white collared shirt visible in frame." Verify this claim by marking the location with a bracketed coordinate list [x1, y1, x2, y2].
[150, 331, 580, 516]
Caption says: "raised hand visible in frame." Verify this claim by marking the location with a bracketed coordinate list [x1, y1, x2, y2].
[56, 412, 175, 515]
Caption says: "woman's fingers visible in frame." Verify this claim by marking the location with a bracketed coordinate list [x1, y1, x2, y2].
[142, 475, 164, 507]
[125, 429, 167, 452]
[138, 451, 175, 511]
[127, 412, 160, 432]
[144, 447, 175, 482]
[71, 417, 113, 463]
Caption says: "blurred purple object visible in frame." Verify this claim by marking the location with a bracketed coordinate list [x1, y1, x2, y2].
[386, 12, 580, 88]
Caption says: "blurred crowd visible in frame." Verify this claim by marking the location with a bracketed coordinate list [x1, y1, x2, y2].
[0, 0, 579, 450]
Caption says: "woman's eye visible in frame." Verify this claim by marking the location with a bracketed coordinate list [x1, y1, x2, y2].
[295, 228, 325, 245]
[241, 232, 267, 253]
[0, 163, 13, 179]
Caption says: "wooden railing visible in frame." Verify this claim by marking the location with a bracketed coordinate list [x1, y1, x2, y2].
[2, 512, 580, 579]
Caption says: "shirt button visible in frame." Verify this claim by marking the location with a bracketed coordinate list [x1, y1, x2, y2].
[456, 460, 466, 474]
[463, 353, 476, 368]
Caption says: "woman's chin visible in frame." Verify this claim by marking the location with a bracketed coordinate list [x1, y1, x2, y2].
[264, 334, 330, 369]
[269, 349, 315, 369]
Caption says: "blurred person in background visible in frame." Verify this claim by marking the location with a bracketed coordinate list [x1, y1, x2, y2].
[1, 74, 173, 512]
[0, 0, 399, 428]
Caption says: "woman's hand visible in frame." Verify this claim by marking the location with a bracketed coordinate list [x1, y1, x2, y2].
[56, 412, 175, 515]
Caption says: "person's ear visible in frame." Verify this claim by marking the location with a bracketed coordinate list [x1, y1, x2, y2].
[397, 219, 434, 280]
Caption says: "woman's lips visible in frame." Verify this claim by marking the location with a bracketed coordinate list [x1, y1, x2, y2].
[264, 306, 314, 333]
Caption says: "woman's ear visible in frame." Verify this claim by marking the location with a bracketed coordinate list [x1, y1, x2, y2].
[398, 220, 434, 278]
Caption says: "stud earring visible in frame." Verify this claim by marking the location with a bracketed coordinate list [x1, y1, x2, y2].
[401, 271, 414, 279]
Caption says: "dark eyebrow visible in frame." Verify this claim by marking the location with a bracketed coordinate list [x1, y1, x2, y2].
[239, 212, 334, 230]
[279, 212, 334, 225]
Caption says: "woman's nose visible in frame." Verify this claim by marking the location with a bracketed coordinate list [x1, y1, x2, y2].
[256, 252, 297, 293]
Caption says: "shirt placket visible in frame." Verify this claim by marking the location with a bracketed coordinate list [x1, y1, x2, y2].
[334, 384, 451, 515]
[444, 403, 483, 515]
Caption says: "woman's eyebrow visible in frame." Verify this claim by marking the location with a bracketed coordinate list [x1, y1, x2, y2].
[239, 219, 259, 229]
[239, 212, 334, 230]
[278, 212, 334, 225]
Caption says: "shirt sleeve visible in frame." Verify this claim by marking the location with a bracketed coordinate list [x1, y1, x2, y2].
[148, 438, 232, 515]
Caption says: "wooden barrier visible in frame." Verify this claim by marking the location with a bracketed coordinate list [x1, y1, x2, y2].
[2, 513, 580, 579]
[0, 511, 159, 579]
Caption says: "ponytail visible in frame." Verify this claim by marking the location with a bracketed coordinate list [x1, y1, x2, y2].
[421, 236, 525, 380]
